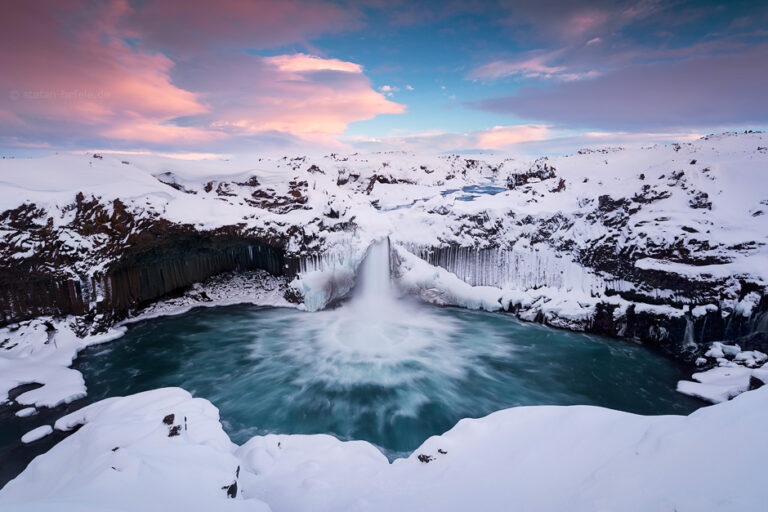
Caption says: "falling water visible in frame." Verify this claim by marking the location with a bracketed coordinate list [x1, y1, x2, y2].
[53, 242, 705, 468]
[683, 316, 696, 349]
[354, 238, 393, 304]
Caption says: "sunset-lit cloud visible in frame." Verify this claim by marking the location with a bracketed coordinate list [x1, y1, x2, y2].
[0, 1, 402, 150]
[180, 53, 404, 143]
[120, 0, 362, 54]
[0, 0, 766, 155]
[265, 54, 364, 74]
[474, 125, 551, 148]
[0, 1, 210, 146]
[469, 44, 768, 130]
[344, 124, 552, 153]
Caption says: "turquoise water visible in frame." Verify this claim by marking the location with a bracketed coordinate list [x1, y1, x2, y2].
[71, 303, 704, 458]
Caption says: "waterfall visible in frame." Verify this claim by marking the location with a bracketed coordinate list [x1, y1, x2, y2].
[683, 316, 696, 349]
[354, 238, 393, 306]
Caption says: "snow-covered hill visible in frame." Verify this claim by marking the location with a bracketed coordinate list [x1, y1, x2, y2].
[2, 132, 766, 356]
[1, 386, 766, 511]
[1, 132, 768, 510]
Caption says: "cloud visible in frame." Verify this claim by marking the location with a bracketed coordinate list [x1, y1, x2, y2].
[474, 125, 551, 148]
[468, 44, 768, 130]
[469, 49, 599, 82]
[0, 2, 403, 151]
[120, 0, 362, 54]
[345, 124, 551, 152]
[470, 52, 565, 80]
[497, 0, 670, 44]
[265, 54, 363, 74]
[175, 53, 405, 144]
[0, 1, 212, 146]
[346, 126, 710, 156]
[379, 85, 400, 97]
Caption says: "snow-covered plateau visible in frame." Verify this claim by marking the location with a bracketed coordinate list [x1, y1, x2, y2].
[1, 386, 767, 511]
[1, 132, 768, 508]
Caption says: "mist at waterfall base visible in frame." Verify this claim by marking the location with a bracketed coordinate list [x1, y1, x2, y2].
[65, 241, 704, 458]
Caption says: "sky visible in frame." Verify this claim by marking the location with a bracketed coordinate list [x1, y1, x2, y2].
[1, 0, 767, 158]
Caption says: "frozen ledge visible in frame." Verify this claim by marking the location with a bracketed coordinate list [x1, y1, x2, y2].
[1, 386, 767, 511]
[677, 342, 768, 403]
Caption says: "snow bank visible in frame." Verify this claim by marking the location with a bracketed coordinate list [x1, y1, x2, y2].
[124, 270, 294, 324]
[0, 318, 125, 408]
[1, 388, 271, 511]
[677, 341, 768, 403]
[2, 386, 767, 511]
[20, 425, 53, 444]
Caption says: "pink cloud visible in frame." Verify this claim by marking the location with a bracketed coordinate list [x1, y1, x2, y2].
[0, 2, 403, 150]
[345, 124, 551, 152]
[498, 0, 670, 44]
[265, 54, 364, 74]
[470, 44, 768, 130]
[183, 54, 405, 143]
[468, 49, 598, 82]
[474, 125, 551, 148]
[121, 0, 362, 54]
[565, 11, 610, 39]
[0, 1, 212, 145]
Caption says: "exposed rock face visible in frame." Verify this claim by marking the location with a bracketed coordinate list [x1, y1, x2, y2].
[0, 132, 766, 360]
[0, 198, 289, 326]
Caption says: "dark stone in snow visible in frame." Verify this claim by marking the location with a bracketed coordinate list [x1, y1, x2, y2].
[417, 454, 434, 463]
[223, 481, 238, 498]
[168, 425, 181, 437]
[162, 414, 175, 425]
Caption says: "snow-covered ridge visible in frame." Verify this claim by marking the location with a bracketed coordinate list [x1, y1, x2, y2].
[1, 385, 767, 511]
[1, 133, 767, 510]
[1, 132, 767, 348]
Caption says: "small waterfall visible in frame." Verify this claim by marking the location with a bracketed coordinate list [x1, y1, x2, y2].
[354, 238, 393, 306]
[683, 316, 696, 349]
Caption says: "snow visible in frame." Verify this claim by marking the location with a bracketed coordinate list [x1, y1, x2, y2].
[1, 133, 767, 325]
[394, 245, 503, 311]
[0, 318, 125, 408]
[124, 270, 295, 324]
[1, 133, 768, 509]
[20, 425, 53, 444]
[14, 407, 37, 418]
[678, 341, 768, 403]
[677, 365, 753, 403]
[2, 386, 767, 511]
[3, 388, 270, 511]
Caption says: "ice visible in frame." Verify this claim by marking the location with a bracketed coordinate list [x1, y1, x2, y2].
[678, 341, 767, 403]
[2, 386, 767, 511]
[21, 425, 52, 444]
[395, 246, 503, 311]
[0, 318, 125, 408]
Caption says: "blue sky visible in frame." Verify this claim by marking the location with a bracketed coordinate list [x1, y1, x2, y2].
[1, 0, 767, 157]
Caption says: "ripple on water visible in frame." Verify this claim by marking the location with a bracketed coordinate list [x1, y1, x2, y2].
[66, 302, 707, 459]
